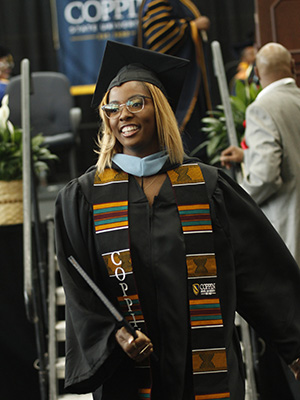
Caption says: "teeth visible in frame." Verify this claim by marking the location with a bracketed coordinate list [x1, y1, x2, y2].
[121, 125, 137, 133]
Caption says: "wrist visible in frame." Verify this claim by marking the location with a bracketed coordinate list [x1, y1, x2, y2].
[289, 357, 300, 380]
[290, 357, 300, 367]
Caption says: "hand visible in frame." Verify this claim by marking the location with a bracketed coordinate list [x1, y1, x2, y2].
[194, 16, 210, 31]
[290, 358, 300, 380]
[115, 326, 153, 362]
[220, 145, 244, 169]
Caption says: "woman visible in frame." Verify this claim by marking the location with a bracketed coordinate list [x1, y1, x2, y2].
[0, 45, 14, 103]
[55, 41, 300, 400]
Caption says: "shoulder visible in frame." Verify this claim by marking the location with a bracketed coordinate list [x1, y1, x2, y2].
[57, 167, 96, 206]
[251, 82, 300, 108]
[78, 167, 97, 198]
[182, 156, 235, 199]
[247, 83, 300, 125]
[246, 96, 274, 124]
[181, 159, 262, 237]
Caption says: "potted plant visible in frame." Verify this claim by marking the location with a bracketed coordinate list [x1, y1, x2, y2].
[0, 94, 57, 225]
[191, 80, 261, 166]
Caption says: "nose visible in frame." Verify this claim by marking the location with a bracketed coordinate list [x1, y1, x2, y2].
[119, 104, 133, 119]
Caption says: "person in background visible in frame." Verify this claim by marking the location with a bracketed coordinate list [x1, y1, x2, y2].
[230, 44, 257, 94]
[138, 0, 212, 162]
[235, 46, 256, 79]
[0, 45, 14, 103]
[221, 42, 300, 400]
[55, 41, 300, 400]
[220, 42, 300, 267]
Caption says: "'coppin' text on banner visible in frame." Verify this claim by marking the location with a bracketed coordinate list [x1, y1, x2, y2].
[53, 0, 142, 95]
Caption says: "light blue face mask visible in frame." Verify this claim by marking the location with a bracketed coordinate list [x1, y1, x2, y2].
[112, 151, 168, 177]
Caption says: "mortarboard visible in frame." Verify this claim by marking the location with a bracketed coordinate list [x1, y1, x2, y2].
[91, 40, 190, 111]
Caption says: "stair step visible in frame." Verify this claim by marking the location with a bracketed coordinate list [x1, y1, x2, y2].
[58, 394, 93, 399]
[56, 357, 66, 379]
[56, 286, 66, 305]
[56, 320, 66, 341]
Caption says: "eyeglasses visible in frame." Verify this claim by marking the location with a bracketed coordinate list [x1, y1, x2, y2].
[101, 95, 152, 119]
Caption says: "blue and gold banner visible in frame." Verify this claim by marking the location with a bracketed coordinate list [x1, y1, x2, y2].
[53, 0, 142, 94]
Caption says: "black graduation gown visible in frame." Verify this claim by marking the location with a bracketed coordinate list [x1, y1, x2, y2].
[54, 158, 300, 400]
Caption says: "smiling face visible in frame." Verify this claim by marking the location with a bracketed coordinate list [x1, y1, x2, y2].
[108, 81, 159, 158]
[0, 54, 14, 80]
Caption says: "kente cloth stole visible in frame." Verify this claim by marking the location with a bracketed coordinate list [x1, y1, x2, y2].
[93, 164, 230, 400]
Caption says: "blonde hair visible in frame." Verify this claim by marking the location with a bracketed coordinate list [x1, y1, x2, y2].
[95, 82, 184, 174]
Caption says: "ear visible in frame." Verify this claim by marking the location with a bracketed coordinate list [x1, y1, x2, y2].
[291, 58, 296, 79]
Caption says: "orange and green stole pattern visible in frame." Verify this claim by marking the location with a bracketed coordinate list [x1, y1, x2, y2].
[93, 163, 230, 400]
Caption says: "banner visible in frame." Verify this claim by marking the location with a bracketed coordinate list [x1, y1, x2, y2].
[53, 0, 142, 94]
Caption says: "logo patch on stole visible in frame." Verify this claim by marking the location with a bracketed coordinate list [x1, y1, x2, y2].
[193, 282, 216, 296]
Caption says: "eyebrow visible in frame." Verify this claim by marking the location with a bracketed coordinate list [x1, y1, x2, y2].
[108, 94, 147, 104]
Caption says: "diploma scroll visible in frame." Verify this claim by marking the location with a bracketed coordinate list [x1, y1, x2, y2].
[68, 256, 138, 339]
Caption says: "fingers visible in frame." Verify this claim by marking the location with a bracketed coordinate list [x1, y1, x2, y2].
[133, 340, 154, 362]
[194, 16, 210, 31]
[220, 148, 233, 169]
[220, 146, 244, 168]
[220, 159, 232, 169]
[115, 327, 154, 361]
[290, 358, 300, 381]
[127, 329, 154, 361]
[201, 16, 210, 30]
[220, 146, 232, 168]
[221, 145, 235, 157]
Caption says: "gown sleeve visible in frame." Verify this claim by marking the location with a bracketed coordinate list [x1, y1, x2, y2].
[54, 173, 128, 393]
[208, 167, 300, 365]
[141, 0, 191, 54]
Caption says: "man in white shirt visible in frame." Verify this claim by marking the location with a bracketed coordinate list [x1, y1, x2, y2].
[220, 42, 300, 267]
[221, 42, 300, 400]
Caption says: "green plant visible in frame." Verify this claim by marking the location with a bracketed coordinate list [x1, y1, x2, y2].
[191, 80, 261, 165]
[0, 94, 57, 181]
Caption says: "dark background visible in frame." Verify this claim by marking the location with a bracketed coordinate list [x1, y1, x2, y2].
[0, 0, 255, 176]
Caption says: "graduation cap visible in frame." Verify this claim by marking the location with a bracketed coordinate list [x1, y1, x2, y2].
[91, 40, 190, 111]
